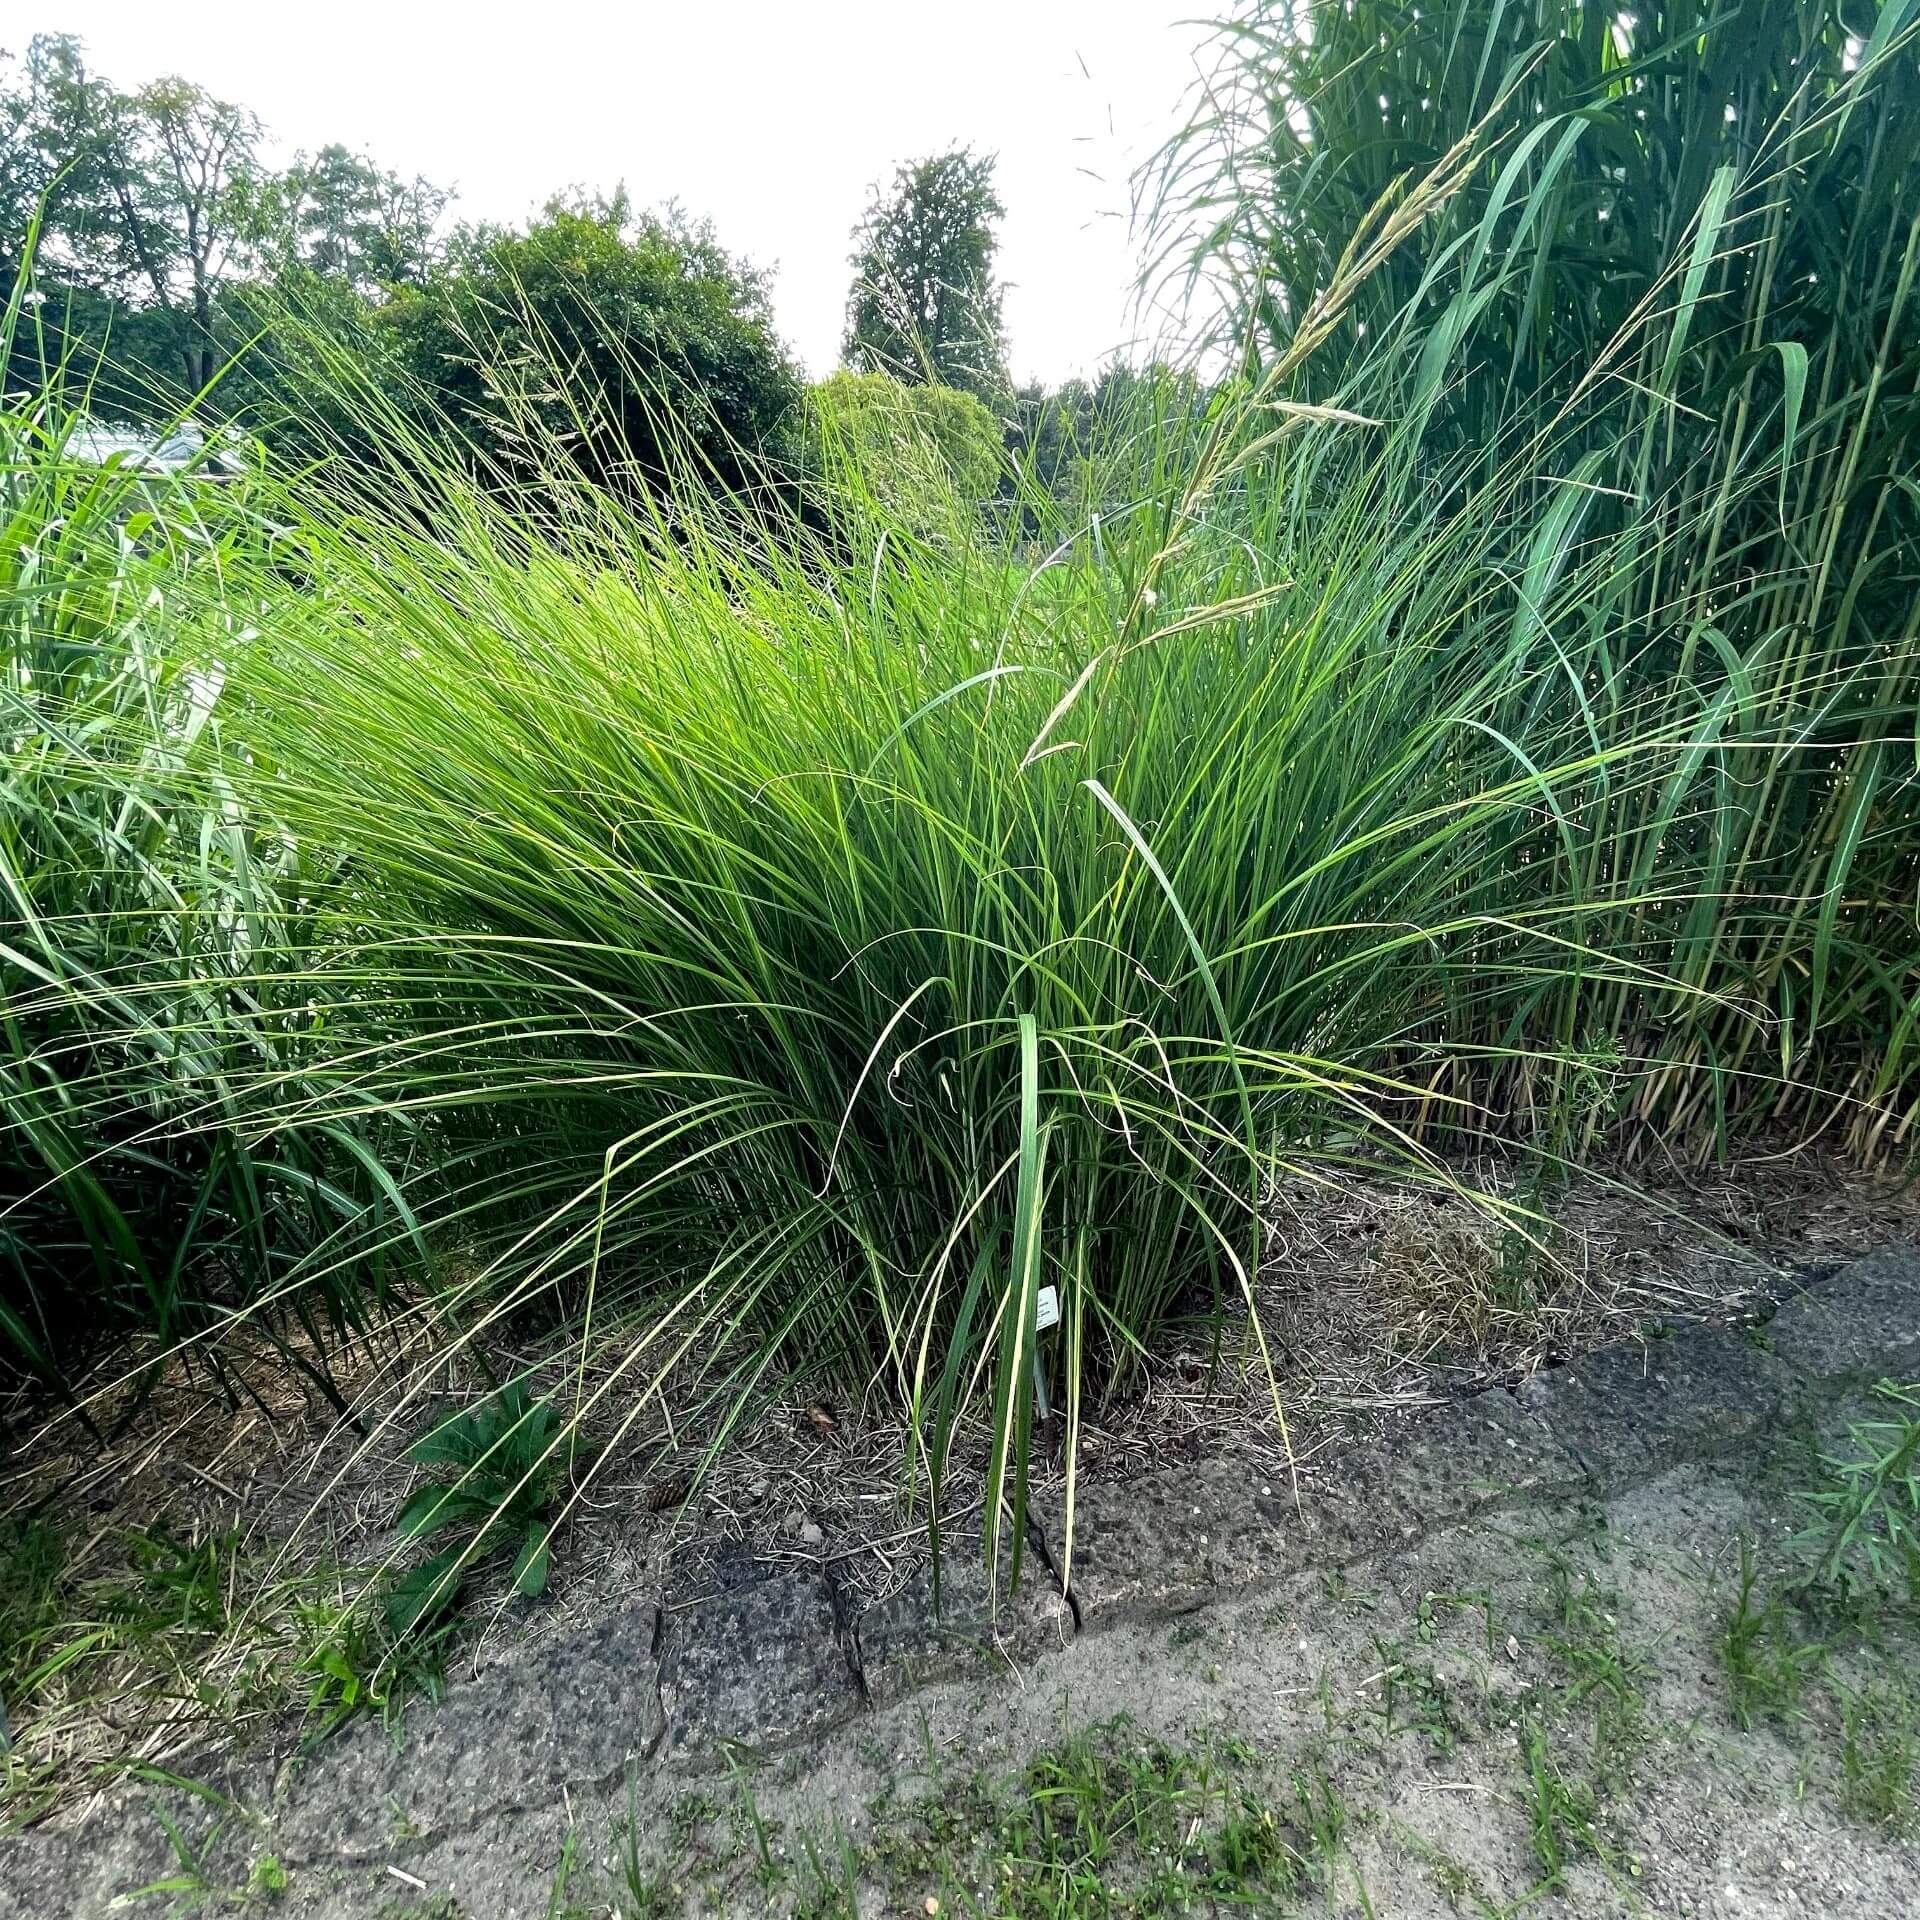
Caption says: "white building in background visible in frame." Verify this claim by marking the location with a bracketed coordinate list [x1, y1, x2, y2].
[66, 419, 248, 479]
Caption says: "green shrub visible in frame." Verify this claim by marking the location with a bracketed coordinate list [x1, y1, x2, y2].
[809, 370, 1004, 537]
[379, 191, 804, 498]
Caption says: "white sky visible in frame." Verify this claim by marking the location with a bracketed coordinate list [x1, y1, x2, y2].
[34, 1, 1222, 385]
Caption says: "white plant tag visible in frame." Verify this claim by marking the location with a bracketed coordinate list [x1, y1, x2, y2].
[1034, 1284, 1060, 1333]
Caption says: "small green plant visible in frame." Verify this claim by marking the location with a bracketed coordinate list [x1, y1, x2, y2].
[1286, 1755, 1347, 1862]
[1838, 1683, 1919, 1836]
[545, 1829, 593, 1920]
[1287, 1755, 1369, 1916]
[1517, 1718, 1604, 1894]
[120, 1796, 222, 1907]
[1418, 1587, 1500, 1657]
[109, 1527, 239, 1637]
[1543, 1559, 1651, 1786]
[1391, 1823, 1499, 1917]
[877, 1717, 1301, 1919]
[249, 1852, 289, 1899]
[0, 1520, 67, 1760]
[1793, 1382, 1920, 1607]
[393, 1377, 565, 1626]
[791, 1820, 863, 1920]
[1, 1517, 391, 1807]
[609, 1767, 682, 1917]
[1370, 1637, 1459, 1755]
[727, 1757, 784, 1890]
[291, 1583, 451, 1736]
[1720, 1538, 1822, 1730]
[377, 1896, 462, 1920]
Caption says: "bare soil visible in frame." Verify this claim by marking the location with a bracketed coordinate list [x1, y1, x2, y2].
[2, 1148, 1916, 1906]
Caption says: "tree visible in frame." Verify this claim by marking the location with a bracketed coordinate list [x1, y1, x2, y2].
[380, 192, 804, 496]
[66, 67, 262, 395]
[0, 39, 800, 507]
[209, 150, 448, 457]
[1005, 378, 1094, 505]
[0, 36, 72, 288]
[2, 36, 452, 426]
[1, 35, 264, 401]
[844, 148, 1008, 404]
[244, 144, 446, 292]
[0, 37, 130, 294]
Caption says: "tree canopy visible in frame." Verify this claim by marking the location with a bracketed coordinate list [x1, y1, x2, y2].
[378, 193, 804, 495]
[0, 37, 804, 496]
[843, 148, 1008, 405]
[2, 33, 446, 415]
[2, 36, 1076, 510]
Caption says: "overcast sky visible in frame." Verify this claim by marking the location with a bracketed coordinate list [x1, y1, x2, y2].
[41, 2, 1222, 385]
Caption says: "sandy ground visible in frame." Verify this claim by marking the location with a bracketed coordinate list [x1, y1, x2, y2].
[3, 1159, 1920, 1912]
[6, 1248, 1918, 1918]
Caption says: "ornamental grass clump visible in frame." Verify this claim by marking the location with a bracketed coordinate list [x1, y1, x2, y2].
[217, 103, 1892, 1580]
[3, 8, 1916, 1606]
[0, 283, 420, 1401]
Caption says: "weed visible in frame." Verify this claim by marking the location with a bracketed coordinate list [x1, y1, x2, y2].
[612, 1770, 684, 1918]
[667, 1787, 720, 1849]
[792, 1821, 863, 1920]
[1720, 1538, 1822, 1730]
[1370, 1637, 1459, 1755]
[393, 1377, 566, 1626]
[2, 1519, 385, 1810]
[291, 1581, 451, 1736]
[1516, 1717, 1604, 1894]
[1320, 1568, 1379, 1613]
[616, 1861, 677, 1920]
[1838, 1684, 1919, 1837]
[1419, 1586, 1500, 1658]
[1286, 1755, 1346, 1863]
[1287, 1753, 1372, 1917]
[378, 1897, 462, 1920]
[120, 1794, 226, 1907]
[728, 1758, 784, 1889]
[870, 1717, 1302, 1918]
[1390, 1821, 1503, 1918]
[1715, 1431, 1920, 1840]
[249, 1852, 289, 1900]
[0, 1519, 67, 1765]
[1793, 1383, 1920, 1608]
[1542, 1559, 1651, 1786]
[544, 1829, 594, 1920]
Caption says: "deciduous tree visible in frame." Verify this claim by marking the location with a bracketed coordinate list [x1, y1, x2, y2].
[844, 148, 1008, 404]
[381, 192, 804, 495]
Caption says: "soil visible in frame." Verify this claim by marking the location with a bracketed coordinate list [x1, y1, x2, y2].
[8, 1295, 1920, 1915]
[2, 1161, 1917, 1917]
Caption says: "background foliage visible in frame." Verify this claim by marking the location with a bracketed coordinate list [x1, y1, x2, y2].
[377, 193, 804, 497]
